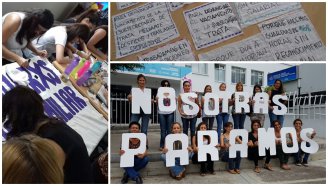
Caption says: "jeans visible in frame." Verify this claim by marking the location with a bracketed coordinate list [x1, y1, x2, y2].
[202, 117, 215, 130]
[158, 113, 174, 148]
[221, 151, 241, 170]
[181, 117, 197, 140]
[216, 113, 230, 143]
[269, 111, 284, 127]
[160, 154, 184, 177]
[294, 142, 310, 163]
[232, 114, 246, 129]
[131, 111, 150, 134]
[124, 156, 149, 180]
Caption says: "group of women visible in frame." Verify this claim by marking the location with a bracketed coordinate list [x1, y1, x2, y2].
[2, 5, 108, 68]
[2, 3, 108, 184]
[121, 74, 316, 183]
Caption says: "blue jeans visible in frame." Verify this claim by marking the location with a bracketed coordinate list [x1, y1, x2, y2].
[131, 111, 150, 134]
[158, 113, 174, 148]
[269, 111, 284, 127]
[294, 142, 310, 163]
[221, 151, 241, 170]
[124, 156, 149, 180]
[160, 154, 184, 177]
[216, 113, 230, 143]
[202, 117, 215, 130]
[181, 117, 197, 139]
[232, 114, 246, 129]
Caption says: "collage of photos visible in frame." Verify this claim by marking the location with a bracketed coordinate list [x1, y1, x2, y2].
[1, 1, 326, 185]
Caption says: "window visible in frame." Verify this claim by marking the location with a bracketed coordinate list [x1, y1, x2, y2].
[215, 64, 225, 82]
[251, 70, 263, 86]
[231, 66, 246, 84]
[192, 64, 208, 75]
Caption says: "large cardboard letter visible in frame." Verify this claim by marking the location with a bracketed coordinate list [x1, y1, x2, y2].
[272, 95, 287, 115]
[300, 128, 319, 153]
[165, 134, 189, 167]
[253, 92, 269, 114]
[120, 133, 147, 167]
[229, 129, 248, 158]
[181, 93, 199, 115]
[280, 127, 298, 153]
[258, 128, 276, 156]
[197, 131, 219, 161]
[132, 88, 151, 114]
[235, 92, 250, 113]
[158, 87, 176, 112]
[204, 93, 219, 115]
[218, 91, 229, 113]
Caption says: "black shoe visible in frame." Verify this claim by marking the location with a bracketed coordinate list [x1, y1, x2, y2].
[121, 173, 128, 184]
[135, 176, 143, 184]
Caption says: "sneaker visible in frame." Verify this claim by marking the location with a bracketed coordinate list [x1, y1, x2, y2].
[135, 176, 143, 184]
[295, 162, 302, 166]
[121, 172, 129, 184]
[302, 162, 309, 167]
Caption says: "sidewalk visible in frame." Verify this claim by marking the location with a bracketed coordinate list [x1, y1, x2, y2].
[111, 159, 326, 184]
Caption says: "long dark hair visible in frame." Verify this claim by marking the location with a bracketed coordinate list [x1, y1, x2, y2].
[274, 79, 284, 93]
[195, 122, 210, 146]
[222, 122, 233, 134]
[16, 9, 54, 45]
[66, 23, 90, 43]
[253, 84, 262, 97]
[76, 9, 99, 25]
[250, 120, 261, 133]
[90, 25, 108, 53]
[3, 86, 48, 139]
[160, 79, 170, 87]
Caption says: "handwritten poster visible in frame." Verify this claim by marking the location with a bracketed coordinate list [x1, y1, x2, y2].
[2, 57, 108, 155]
[234, 2, 301, 28]
[167, 2, 191, 11]
[259, 10, 326, 61]
[138, 39, 195, 61]
[184, 3, 242, 50]
[113, 2, 180, 58]
[116, 2, 139, 10]
[199, 34, 275, 61]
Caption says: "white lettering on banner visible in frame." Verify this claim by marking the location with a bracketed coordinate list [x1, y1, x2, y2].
[198, 34, 275, 61]
[165, 134, 189, 167]
[184, 2, 242, 50]
[234, 2, 301, 28]
[259, 10, 326, 61]
[120, 133, 147, 167]
[113, 2, 179, 58]
[131, 88, 152, 114]
[138, 39, 196, 61]
[132, 88, 287, 115]
[116, 2, 139, 10]
[119, 129, 318, 167]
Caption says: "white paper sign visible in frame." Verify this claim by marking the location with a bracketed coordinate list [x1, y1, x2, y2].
[120, 133, 147, 167]
[113, 2, 180, 58]
[116, 2, 139, 10]
[229, 129, 248, 158]
[259, 10, 326, 61]
[258, 128, 276, 156]
[234, 2, 301, 28]
[138, 39, 196, 61]
[131, 88, 152, 114]
[197, 131, 219, 162]
[300, 128, 319, 154]
[199, 34, 275, 61]
[157, 87, 176, 112]
[167, 2, 190, 11]
[184, 3, 242, 50]
[165, 134, 189, 167]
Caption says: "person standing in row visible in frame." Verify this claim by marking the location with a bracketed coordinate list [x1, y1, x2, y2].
[249, 85, 266, 127]
[201, 85, 215, 130]
[231, 82, 247, 129]
[216, 83, 231, 144]
[268, 79, 286, 127]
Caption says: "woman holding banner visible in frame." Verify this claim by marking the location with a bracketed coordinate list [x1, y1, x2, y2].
[231, 82, 247, 129]
[273, 120, 291, 170]
[249, 85, 266, 127]
[216, 83, 231, 144]
[128, 74, 151, 135]
[178, 80, 199, 145]
[201, 85, 215, 130]
[268, 79, 286, 127]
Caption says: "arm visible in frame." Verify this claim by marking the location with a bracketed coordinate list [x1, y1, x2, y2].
[192, 135, 198, 152]
[66, 42, 90, 59]
[201, 97, 204, 110]
[2, 13, 28, 67]
[55, 44, 71, 64]
[177, 95, 184, 115]
[26, 42, 47, 57]
[87, 28, 107, 61]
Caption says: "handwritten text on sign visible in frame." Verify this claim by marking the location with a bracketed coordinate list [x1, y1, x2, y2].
[234, 2, 301, 28]
[120, 129, 318, 167]
[184, 3, 242, 50]
[199, 34, 275, 61]
[259, 10, 326, 61]
[138, 39, 196, 61]
[116, 2, 138, 10]
[113, 2, 179, 58]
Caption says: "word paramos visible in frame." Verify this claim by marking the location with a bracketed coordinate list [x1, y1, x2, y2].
[120, 128, 318, 167]
[132, 87, 287, 115]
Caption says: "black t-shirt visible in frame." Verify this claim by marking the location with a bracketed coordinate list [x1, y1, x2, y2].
[37, 119, 93, 183]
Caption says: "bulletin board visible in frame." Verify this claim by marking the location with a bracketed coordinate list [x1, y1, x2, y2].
[110, 2, 326, 61]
